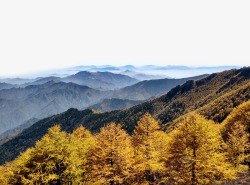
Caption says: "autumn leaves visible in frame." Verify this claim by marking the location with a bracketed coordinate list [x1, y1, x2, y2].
[162, 114, 235, 184]
[1, 101, 250, 185]
[91, 123, 133, 184]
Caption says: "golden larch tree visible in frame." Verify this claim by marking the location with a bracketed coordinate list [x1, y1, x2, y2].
[225, 122, 250, 172]
[132, 112, 166, 184]
[91, 122, 133, 185]
[162, 113, 236, 185]
[9, 125, 71, 184]
[0, 164, 11, 185]
[67, 125, 95, 184]
[221, 100, 250, 141]
[221, 100, 250, 172]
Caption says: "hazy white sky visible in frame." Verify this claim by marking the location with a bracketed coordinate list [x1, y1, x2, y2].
[0, 0, 249, 76]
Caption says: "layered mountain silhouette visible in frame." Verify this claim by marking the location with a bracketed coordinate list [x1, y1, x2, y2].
[120, 70, 169, 81]
[0, 83, 15, 90]
[21, 76, 61, 87]
[1, 71, 139, 91]
[0, 78, 34, 85]
[68, 65, 240, 78]
[20, 71, 138, 90]
[114, 74, 208, 100]
[63, 71, 138, 90]
[0, 67, 248, 164]
[0, 81, 108, 134]
[0, 72, 207, 135]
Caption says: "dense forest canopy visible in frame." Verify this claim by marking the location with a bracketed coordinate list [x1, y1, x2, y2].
[0, 101, 249, 184]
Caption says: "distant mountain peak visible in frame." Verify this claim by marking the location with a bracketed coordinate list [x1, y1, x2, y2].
[64, 71, 138, 90]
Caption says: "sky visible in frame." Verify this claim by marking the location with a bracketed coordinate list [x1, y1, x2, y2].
[0, 0, 249, 77]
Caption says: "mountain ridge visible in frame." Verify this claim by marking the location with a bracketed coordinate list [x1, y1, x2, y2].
[0, 73, 207, 135]
[63, 71, 138, 90]
[0, 67, 249, 164]
[87, 98, 145, 112]
[114, 74, 208, 100]
[0, 81, 108, 134]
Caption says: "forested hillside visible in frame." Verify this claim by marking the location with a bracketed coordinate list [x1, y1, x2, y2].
[0, 107, 249, 184]
[114, 74, 207, 100]
[0, 67, 249, 165]
[88, 98, 144, 112]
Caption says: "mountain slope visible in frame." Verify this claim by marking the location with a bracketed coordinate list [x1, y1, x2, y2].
[87, 98, 144, 112]
[0, 118, 39, 144]
[0, 71, 139, 91]
[120, 70, 169, 81]
[21, 76, 61, 87]
[0, 78, 34, 85]
[0, 83, 15, 90]
[0, 67, 249, 164]
[114, 74, 208, 100]
[63, 71, 138, 90]
[0, 81, 108, 134]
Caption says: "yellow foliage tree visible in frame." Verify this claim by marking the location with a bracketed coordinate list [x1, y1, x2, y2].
[225, 122, 250, 172]
[132, 113, 166, 184]
[221, 100, 250, 141]
[221, 100, 250, 175]
[10, 125, 71, 184]
[67, 125, 95, 184]
[162, 114, 236, 185]
[9, 147, 37, 184]
[91, 122, 133, 185]
[0, 164, 11, 185]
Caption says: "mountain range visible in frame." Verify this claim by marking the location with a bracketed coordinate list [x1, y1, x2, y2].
[0, 72, 207, 135]
[0, 67, 248, 164]
[63, 71, 138, 90]
[0, 65, 240, 83]
[20, 71, 138, 90]
[0, 83, 15, 90]
[113, 74, 207, 100]
[0, 71, 138, 91]
[0, 81, 108, 134]
[65, 65, 240, 79]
